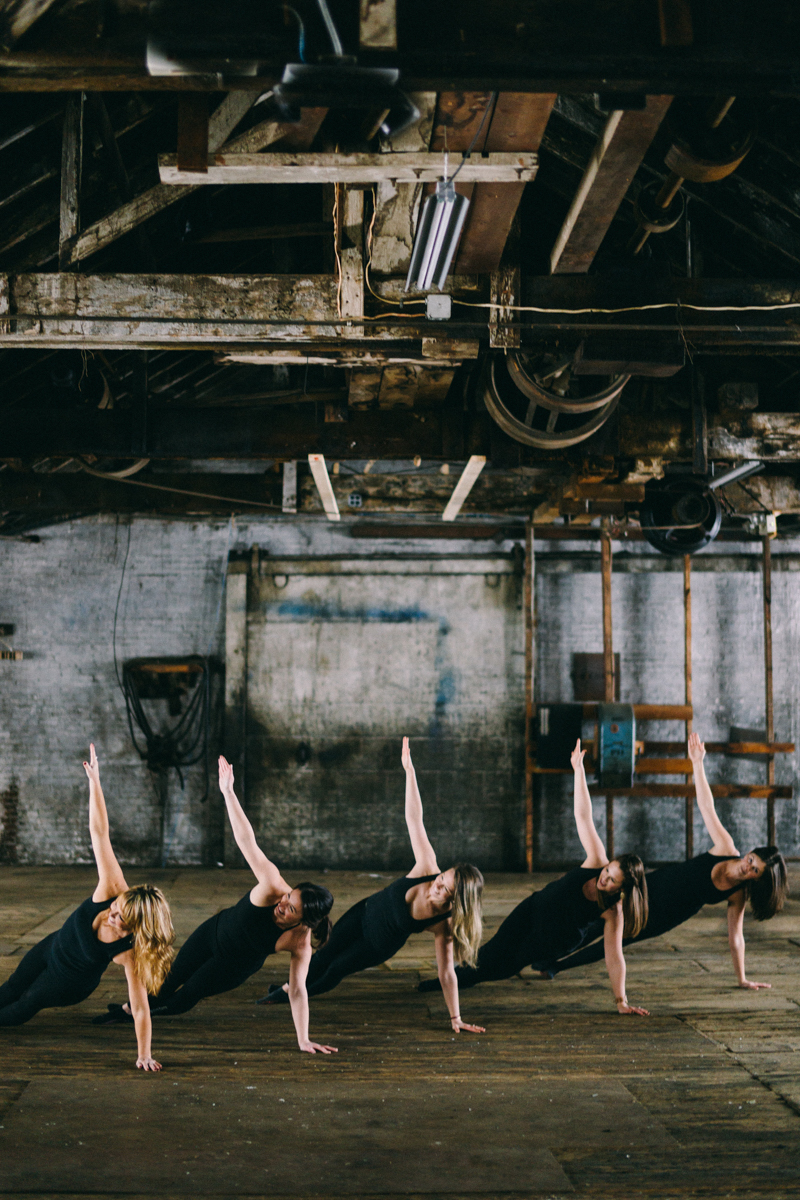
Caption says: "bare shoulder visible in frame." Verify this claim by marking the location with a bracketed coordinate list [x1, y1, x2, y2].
[278, 924, 311, 955]
[113, 947, 135, 968]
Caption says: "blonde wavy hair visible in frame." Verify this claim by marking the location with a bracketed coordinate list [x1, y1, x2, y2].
[118, 884, 175, 995]
[449, 863, 484, 968]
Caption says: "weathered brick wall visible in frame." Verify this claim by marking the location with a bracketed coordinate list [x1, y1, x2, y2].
[0, 517, 797, 868]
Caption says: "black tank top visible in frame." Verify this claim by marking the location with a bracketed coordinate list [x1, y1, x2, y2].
[49, 896, 133, 982]
[363, 874, 452, 956]
[524, 866, 603, 961]
[642, 851, 743, 938]
[214, 892, 284, 964]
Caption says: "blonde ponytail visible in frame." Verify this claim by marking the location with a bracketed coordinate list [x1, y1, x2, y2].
[449, 863, 484, 968]
[119, 884, 175, 995]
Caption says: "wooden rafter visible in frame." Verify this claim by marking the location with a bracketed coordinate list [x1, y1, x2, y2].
[550, 95, 673, 274]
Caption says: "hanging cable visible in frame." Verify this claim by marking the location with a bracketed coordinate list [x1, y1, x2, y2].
[448, 93, 497, 183]
[316, 0, 343, 55]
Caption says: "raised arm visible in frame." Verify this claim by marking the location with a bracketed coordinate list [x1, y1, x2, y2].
[286, 942, 338, 1055]
[572, 740, 607, 868]
[401, 737, 439, 877]
[726, 891, 771, 990]
[83, 744, 128, 903]
[688, 733, 738, 855]
[218, 757, 288, 897]
[602, 906, 649, 1016]
[434, 925, 485, 1035]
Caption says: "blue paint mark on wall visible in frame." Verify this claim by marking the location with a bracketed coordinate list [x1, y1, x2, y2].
[266, 600, 456, 734]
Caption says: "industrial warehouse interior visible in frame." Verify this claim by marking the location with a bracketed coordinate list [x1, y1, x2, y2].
[1, 1, 800, 1197]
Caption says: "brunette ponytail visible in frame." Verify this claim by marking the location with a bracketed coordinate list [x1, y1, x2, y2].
[748, 847, 787, 921]
[297, 882, 334, 947]
[597, 853, 649, 939]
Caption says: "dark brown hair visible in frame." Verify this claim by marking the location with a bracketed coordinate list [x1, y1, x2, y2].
[748, 847, 787, 921]
[597, 853, 649, 938]
[296, 882, 334, 947]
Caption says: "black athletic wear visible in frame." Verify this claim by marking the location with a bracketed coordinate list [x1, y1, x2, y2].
[548, 851, 744, 975]
[149, 891, 282, 1016]
[0, 896, 132, 1026]
[419, 866, 602, 992]
[269, 874, 450, 1002]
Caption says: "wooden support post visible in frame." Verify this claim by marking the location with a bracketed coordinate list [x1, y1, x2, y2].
[177, 94, 210, 173]
[338, 186, 364, 319]
[684, 554, 694, 859]
[59, 92, 83, 271]
[763, 535, 776, 845]
[224, 565, 248, 867]
[524, 520, 536, 871]
[601, 526, 614, 858]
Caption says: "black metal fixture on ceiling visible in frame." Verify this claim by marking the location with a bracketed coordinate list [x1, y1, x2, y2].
[639, 477, 722, 556]
[147, 0, 419, 138]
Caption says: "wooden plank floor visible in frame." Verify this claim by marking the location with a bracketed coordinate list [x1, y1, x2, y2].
[1, 866, 798, 1199]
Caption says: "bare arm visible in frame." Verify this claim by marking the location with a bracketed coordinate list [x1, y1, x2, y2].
[434, 925, 485, 1035]
[603, 907, 649, 1016]
[122, 956, 161, 1072]
[572, 740, 607, 868]
[727, 892, 771, 990]
[286, 941, 337, 1054]
[218, 757, 289, 898]
[401, 738, 439, 877]
[688, 733, 738, 855]
[83, 744, 128, 903]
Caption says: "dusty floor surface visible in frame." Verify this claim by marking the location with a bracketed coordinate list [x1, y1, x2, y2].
[0, 866, 798, 1199]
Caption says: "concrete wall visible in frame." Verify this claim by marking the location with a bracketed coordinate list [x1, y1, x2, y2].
[0, 515, 798, 869]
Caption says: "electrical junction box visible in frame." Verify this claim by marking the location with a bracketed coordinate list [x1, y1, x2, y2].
[598, 703, 636, 788]
[536, 703, 583, 769]
[426, 294, 452, 321]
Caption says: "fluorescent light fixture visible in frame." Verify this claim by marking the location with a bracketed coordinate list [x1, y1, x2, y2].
[707, 460, 763, 491]
[405, 180, 470, 293]
[442, 456, 486, 521]
[308, 454, 340, 521]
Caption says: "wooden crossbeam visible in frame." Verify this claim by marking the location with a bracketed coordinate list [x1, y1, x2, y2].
[1, 0, 61, 50]
[158, 152, 539, 186]
[550, 96, 673, 275]
[442, 456, 486, 521]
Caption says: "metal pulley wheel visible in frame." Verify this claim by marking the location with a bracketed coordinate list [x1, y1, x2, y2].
[639, 476, 722, 556]
[664, 98, 758, 183]
[506, 349, 628, 413]
[634, 180, 685, 234]
[481, 353, 626, 450]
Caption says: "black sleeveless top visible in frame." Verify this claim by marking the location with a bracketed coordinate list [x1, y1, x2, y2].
[642, 851, 743, 938]
[523, 866, 603, 961]
[49, 896, 133, 983]
[363, 874, 452, 957]
[214, 892, 284, 964]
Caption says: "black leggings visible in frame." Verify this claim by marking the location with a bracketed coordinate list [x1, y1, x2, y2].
[152, 915, 263, 1015]
[304, 898, 388, 997]
[0, 934, 99, 1026]
[551, 919, 675, 976]
[450, 893, 545, 989]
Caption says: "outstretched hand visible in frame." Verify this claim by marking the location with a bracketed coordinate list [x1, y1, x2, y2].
[218, 755, 235, 793]
[401, 736, 413, 773]
[82, 743, 101, 785]
[570, 739, 586, 772]
[299, 1041, 338, 1055]
[451, 1016, 486, 1034]
[136, 1056, 163, 1072]
[687, 731, 706, 765]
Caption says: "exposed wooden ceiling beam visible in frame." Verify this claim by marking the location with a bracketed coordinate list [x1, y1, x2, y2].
[549, 95, 673, 275]
[158, 151, 539, 186]
[62, 103, 326, 267]
[455, 93, 556, 273]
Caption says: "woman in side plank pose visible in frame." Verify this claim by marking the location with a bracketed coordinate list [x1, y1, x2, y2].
[539, 732, 787, 986]
[261, 737, 486, 1036]
[419, 739, 650, 1016]
[96, 756, 337, 1055]
[0, 744, 173, 1071]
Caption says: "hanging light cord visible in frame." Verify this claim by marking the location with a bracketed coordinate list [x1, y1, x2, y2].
[316, 0, 343, 55]
[448, 92, 497, 184]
